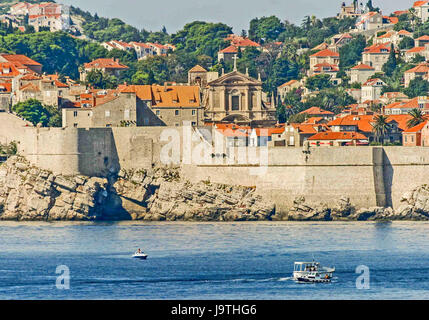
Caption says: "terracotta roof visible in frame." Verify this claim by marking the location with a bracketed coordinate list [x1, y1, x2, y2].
[225, 35, 261, 47]
[84, 58, 129, 70]
[189, 65, 207, 73]
[1, 54, 41, 66]
[20, 73, 42, 80]
[381, 92, 408, 100]
[308, 131, 367, 141]
[414, 1, 429, 7]
[351, 64, 375, 70]
[385, 16, 399, 24]
[363, 78, 385, 86]
[119, 84, 200, 107]
[328, 115, 376, 132]
[219, 45, 239, 53]
[378, 31, 395, 39]
[299, 107, 334, 115]
[416, 35, 429, 41]
[405, 63, 429, 74]
[407, 47, 426, 53]
[0, 82, 12, 93]
[20, 83, 40, 92]
[291, 123, 330, 134]
[404, 120, 428, 133]
[0, 63, 21, 77]
[398, 30, 412, 35]
[310, 49, 339, 57]
[313, 63, 339, 72]
[364, 43, 392, 54]
[279, 79, 299, 88]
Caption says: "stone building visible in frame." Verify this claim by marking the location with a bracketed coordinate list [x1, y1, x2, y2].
[188, 65, 219, 88]
[362, 43, 392, 72]
[80, 58, 129, 82]
[119, 84, 204, 127]
[202, 67, 276, 125]
[309, 49, 340, 77]
[62, 91, 140, 128]
[413, 1, 429, 23]
[350, 63, 376, 84]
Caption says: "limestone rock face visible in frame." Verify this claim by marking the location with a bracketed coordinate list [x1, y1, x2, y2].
[0, 157, 276, 221]
[0, 156, 105, 221]
[394, 185, 429, 220]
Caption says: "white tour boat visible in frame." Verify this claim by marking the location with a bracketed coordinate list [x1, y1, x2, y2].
[132, 251, 148, 260]
[293, 261, 335, 283]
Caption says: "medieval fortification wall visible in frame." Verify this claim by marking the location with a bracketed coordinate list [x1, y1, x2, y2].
[1, 112, 428, 211]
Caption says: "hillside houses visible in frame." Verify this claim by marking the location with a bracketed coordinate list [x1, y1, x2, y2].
[101, 40, 173, 60]
[362, 43, 393, 71]
[8, 2, 71, 32]
[79, 58, 129, 82]
[413, 1, 429, 23]
[309, 49, 340, 77]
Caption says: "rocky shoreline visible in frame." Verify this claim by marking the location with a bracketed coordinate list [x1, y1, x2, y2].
[1, 156, 429, 222]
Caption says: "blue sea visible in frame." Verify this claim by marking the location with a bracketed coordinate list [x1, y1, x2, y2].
[0, 221, 428, 300]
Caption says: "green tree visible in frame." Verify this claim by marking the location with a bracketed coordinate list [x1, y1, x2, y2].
[339, 35, 367, 69]
[305, 74, 333, 91]
[398, 36, 415, 50]
[85, 69, 118, 89]
[407, 108, 425, 128]
[248, 16, 285, 43]
[382, 44, 397, 77]
[12, 99, 60, 127]
[404, 77, 429, 98]
[371, 115, 390, 145]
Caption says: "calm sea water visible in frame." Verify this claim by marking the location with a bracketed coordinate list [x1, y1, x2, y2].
[0, 221, 428, 300]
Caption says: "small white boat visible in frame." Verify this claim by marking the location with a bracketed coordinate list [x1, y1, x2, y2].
[132, 251, 148, 260]
[293, 261, 334, 283]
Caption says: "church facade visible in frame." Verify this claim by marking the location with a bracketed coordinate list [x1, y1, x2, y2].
[188, 64, 276, 125]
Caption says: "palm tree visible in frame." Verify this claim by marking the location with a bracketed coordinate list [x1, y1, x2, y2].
[407, 108, 425, 128]
[371, 115, 390, 145]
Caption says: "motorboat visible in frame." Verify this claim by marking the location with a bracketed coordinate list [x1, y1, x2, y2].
[296, 273, 331, 283]
[293, 261, 334, 283]
[132, 251, 148, 260]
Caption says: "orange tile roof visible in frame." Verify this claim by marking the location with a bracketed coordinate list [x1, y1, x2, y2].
[313, 63, 339, 72]
[416, 35, 429, 41]
[299, 107, 334, 115]
[119, 84, 200, 108]
[219, 45, 239, 53]
[351, 64, 375, 70]
[0, 63, 21, 77]
[407, 46, 426, 53]
[279, 79, 299, 88]
[189, 65, 207, 73]
[1, 54, 41, 66]
[308, 131, 367, 141]
[404, 120, 428, 133]
[363, 78, 384, 86]
[364, 43, 391, 54]
[405, 63, 429, 74]
[385, 16, 399, 24]
[0, 82, 12, 93]
[310, 49, 339, 57]
[414, 1, 429, 7]
[398, 30, 412, 35]
[84, 58, 129, 70]
[20, 83, 40, 92]
[327, 115, 375, 132]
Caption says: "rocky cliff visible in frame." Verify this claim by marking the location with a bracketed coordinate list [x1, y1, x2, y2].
[0, 156, 275, 221]
[1, 156, 429, 221]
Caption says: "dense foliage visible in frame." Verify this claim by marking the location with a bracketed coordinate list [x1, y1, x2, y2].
[11, 99, 61, 127]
